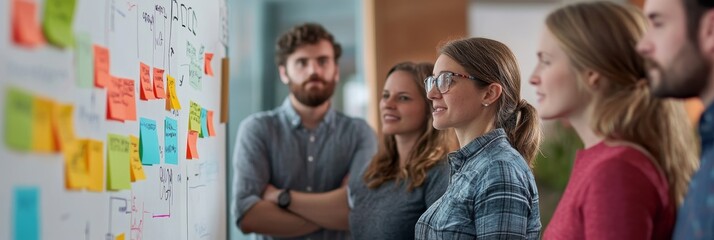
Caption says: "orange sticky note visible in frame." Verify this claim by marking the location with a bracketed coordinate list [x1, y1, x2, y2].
[121, 78, 137, 121]
[32, 97, 57, 152]
[52, 103, 75, 151]
[93, 45, 110, 88]
[153, 67, 165, 99]
[115, 233, 125, 240]
[129, 135, 146, 181]
[12, 0, 45, 47]
[106, 77, 125, 121]
[64, 139, 89, 190]
[186, 131, 199, 159]
[139, 62, 154, 100]
[204, 53, 214, 76]
[207, 110, 216, 137]
[87, 140, 104, 192]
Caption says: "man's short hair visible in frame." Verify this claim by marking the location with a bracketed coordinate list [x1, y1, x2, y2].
[275, 23, 342, 67]
[685, 0, 714, 43]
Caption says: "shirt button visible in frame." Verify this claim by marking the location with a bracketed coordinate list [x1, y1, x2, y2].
[310, 135, 315, 142]
[308, 156, 313, 162]
[307, 186, 312, 192]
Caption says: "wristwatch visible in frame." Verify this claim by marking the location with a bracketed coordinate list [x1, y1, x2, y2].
[277, 189, 291, 209]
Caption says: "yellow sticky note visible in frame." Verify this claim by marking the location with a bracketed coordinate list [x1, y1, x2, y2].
[64, 139, 88, 190]
[87, 140, 104, 192]
[166, 74, 181, 110]
[32, 97, 56, 152]
[52, 103, 75, 151]
[189, 101, 201, 132]
[115, 233, 125, 240]
[5, 87, 34, 151]
[129, 135, 146, 181]
[107, 134, 131, 191]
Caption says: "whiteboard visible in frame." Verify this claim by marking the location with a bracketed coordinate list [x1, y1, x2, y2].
[0, 0, 228, 239]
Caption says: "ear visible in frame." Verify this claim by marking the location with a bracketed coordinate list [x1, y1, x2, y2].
[584, 69, 601, 89]
[278, 65, 289, 85]
[334, 65, 341, 83]
[482, 83, 503, 106]
[699, 10, 714, 56]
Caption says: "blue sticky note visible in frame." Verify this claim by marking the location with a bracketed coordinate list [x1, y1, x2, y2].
[14, 186, 40, 240]
[164, 117, 178, 165]
[200, 108, 208, 138]
[139, 118, 160, 165]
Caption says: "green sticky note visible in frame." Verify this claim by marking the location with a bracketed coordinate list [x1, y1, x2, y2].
[189, 101, 201, 132]
[5, 87, 34, 151]
[74, 32, 93, 88]
[107, 134, 131, 190]
[14, 186, 40, 240]
[42, 0, 77, 48]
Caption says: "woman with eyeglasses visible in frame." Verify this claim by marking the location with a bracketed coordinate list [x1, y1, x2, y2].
[532, 2, 698, 239]
[414, 38, 542, 239]
[348, 62, 456, 239]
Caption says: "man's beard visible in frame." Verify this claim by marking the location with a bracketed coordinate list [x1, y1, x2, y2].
[288, 74, 336, 107]
[645, 42, 710, 99]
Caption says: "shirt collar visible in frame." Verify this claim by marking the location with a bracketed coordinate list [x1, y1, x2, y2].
[448, 128, 507, 172]
[280, 98, 337, 130]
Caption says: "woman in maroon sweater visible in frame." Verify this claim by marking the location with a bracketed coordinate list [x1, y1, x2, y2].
[529, 2, 700, 239]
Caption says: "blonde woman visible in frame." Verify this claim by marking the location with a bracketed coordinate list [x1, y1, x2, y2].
[530, 2, 699, 239]
[349, 62, 454, 239]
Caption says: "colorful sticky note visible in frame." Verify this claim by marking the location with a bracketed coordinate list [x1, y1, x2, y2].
[93, 45, 110, 88]
[14, 186, 40, 240]
[115, 233, 125, 240]
[199, 108, 208, 138]
[12, 0, 45, 48]
[139, 62, 154, 100]
[64, 139, 88, 189]
[32, 97, 57, 152]
[42, 0, 77, 48]
[74, 32, 93, 88]
[139, 118, 160, 165]
[186, 131, 199, 159]
[189, 101, 201, 132]
[52, 103, 75, 151]
[166, 74, 181, 110]
[204, 52, 214, 76]
[207, 110, 216, 137]
[106, 77, 125, 121]
[129, 135, 146, 181]
[5, 87, 34, 151]
[122, 78, 137, 121]
[153, 67, 165, 99]
[107, 134, 131, 190]
[87, 140, 104, 192]
[164, 117, 178, 165]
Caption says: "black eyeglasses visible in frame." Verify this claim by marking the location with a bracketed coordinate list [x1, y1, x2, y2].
[424, 71, 478, 94]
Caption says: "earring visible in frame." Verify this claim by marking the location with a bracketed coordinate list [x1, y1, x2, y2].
[482, 103, 489, 107]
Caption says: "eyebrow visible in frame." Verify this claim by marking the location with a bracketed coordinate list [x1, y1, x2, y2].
[647, 12, 662, 21]
[537, 51, 552, 58]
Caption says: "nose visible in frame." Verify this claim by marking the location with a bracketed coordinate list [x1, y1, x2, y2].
[636, 33, 652, 57]
[426, 84, 441, 100]
[307, 60, 322, 76]
[380, 96, 396, 110]
[529, 72, 540, 86]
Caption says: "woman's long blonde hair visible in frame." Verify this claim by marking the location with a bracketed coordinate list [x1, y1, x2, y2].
[363, 62, 455, 191]
[546, 1, 699, 206]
